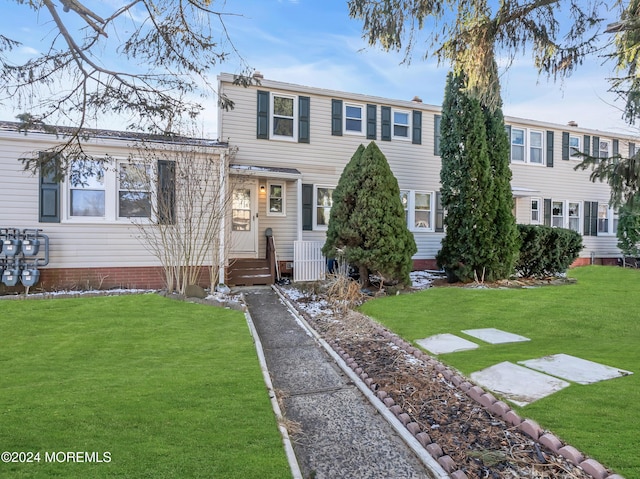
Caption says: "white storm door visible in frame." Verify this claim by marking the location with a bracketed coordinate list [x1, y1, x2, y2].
[231, 180, 258, 257]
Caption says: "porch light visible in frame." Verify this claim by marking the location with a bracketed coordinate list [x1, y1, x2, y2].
[260, 184, 266, 193]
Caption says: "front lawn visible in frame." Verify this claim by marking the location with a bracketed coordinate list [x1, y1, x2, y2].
[0, 294, 290, 479]
[360, 266, 640, 478]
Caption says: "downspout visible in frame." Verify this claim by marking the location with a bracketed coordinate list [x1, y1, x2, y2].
[296, 178, 302, 242]
[218, 150, 227, 286]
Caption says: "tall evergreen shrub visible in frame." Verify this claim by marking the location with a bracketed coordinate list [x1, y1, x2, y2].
[436, 71, 494, 282]
[323, 142, 417, 286]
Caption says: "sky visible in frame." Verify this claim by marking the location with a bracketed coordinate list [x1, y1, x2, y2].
[1, 0, 636, 139]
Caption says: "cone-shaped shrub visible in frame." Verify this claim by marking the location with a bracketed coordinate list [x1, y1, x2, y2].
[323, 142, 417, 286]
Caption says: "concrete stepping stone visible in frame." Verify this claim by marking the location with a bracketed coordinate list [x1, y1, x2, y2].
[519, 354, 633, 385]
[462, 328, 530, 344]
[470, 361, 570, 407]
[415, 333, 478, 355]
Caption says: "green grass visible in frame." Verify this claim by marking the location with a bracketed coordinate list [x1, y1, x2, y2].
[360, 266, 640, 478]
[0, 294, 290, 479]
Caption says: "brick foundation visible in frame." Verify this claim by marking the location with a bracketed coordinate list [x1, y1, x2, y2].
[412, 259, 439, 271]
[0, 266, 213, 294]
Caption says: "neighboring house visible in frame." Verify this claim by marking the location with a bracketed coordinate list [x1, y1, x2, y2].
[0, 123, 228, 291]
[0, 74, 632, 291]
[217, 72, 632, 282]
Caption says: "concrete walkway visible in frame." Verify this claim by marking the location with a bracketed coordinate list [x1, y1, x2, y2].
[242, 286, 442, 479]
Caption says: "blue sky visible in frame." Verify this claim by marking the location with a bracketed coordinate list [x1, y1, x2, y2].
[1, 0, 635, 138]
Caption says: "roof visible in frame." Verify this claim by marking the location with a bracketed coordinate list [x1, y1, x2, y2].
[0, 121, 228, 148]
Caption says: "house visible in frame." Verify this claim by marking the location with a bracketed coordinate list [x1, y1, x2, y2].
[0, 74, 631, 291]
[0, 123, 229, 291]
[217, 72, 630, 283]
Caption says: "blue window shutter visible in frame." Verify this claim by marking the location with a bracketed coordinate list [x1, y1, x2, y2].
[584, 201, 598, 236]
[593, 136, 600, 158]
[331, 99, 342, 136]
[562, 132, 570, 160]
[543, 198, 552, 227]
[257, 90, 269, 139]
[157, 160, 176, 225]
[298, 96, 310, 143]
[381, 106, 391, 141]
[412, 110, 422, 145]
[613, 139, 619, 157]
[546, 130, 554, 167]
[366, 104, 377, 140]
[434, 114, 442, 156]
[39, 154, 60, 223]
[583, 135, 591, 156]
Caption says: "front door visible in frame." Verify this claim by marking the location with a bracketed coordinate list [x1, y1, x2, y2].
[230, 179, 258, 257]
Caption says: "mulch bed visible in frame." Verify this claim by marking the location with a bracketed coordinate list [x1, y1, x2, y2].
[280, 282, 599, 479]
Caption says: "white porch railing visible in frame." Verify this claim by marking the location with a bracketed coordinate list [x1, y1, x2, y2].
[293, 241, 326, 282]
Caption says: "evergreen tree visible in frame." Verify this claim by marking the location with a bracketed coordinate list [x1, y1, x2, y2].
[323, 142, 417, 286]
[483, 96, 520, 278]
[436, 71, 495, 282]
[323, 144, 366, 258]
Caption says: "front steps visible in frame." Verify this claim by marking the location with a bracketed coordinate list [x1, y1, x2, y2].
[227, 258, 273, 286]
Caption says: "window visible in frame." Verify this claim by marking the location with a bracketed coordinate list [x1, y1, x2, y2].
[511, 128, 525, 162]
[400, 190, 434, 231]
[529, 130, 544, 164]
[267, 182, 285, 216]
[70, 160, 106, 217]
[314, 186, 334, 228]
[568, 202, 580, 232]
[271, 94, 297, 140]
[531, 198, 540, 223]
[569, 135, 581, 155]
[393, 110, 410, 139]
[510, 127, 545, 164]
[67, 158, 156, 222]
[118, 163, 151, 218]
[599, 140, 611, 159]
[344, 104, 364, 134]
[552, 201, 564, 228]
[598, 204, 618, 234]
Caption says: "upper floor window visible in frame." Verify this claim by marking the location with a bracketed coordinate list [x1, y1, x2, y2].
[393, 110, 410, 139]
[569, 135, 581, 155]
[599, 140, 611, 159]
[529, 130, 544, 164]
[510, 127, 545, 164]
[511, 128, 525, 162]
[344, 104, 364, 134]
[271, 94, 297, 140]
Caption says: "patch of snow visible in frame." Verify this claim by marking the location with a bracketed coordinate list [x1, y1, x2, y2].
[410, 270, 442, 289]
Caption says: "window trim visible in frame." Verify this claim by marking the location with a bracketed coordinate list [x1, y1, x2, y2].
[64, 158, 155, 224]
[509, 127, 546, 165]
[401, 189, 435, 232]
[266, 181, 286, 217]
[598, 139, 611, 159]
[569, 135, 581, 158]
[550, 199, 582, 233]
[343, 102, 365, 135]
[270, 92, 298, 141]
[392, 109, 411, 140]
[531, 198, 541, 224]
[313, 185, 335, 231]
[597, 203, 618, 235]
